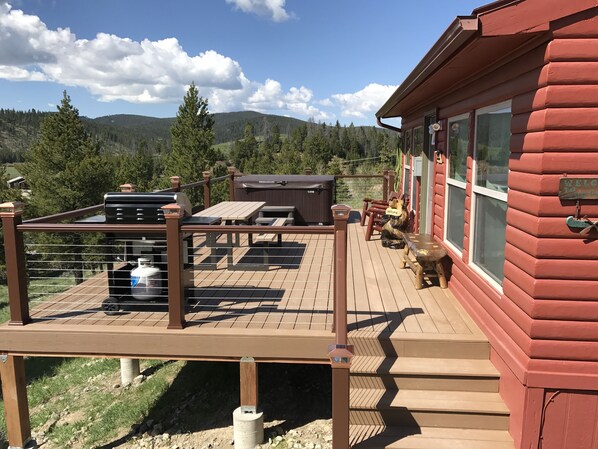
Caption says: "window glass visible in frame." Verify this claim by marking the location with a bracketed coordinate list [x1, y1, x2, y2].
[446, 184, 466, 251]
[475, 107, 510, 193]
[413, 127, 423, 157]
[473, 195, 507, 284]
[403, 167, 411, 200]
[404, 129, 412, 154]
[448, 117, 469, 183]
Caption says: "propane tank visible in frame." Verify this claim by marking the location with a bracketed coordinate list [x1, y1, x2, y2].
[130, 258, 162, 300]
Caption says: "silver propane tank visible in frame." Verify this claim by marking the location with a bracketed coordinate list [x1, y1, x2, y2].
[130, 258, 161, 300]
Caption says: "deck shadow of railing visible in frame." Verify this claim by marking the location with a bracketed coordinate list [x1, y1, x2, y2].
[185, 285, 286, 326]
[195, 242, 307, 270]
[348, 307, 424, 333]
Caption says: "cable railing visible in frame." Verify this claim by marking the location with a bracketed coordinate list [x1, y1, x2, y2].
[1, 205, 346, 331]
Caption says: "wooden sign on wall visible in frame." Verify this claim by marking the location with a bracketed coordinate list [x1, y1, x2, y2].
[559, 178, 598, 200]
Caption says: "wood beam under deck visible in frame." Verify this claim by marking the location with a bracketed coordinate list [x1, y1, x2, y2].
[0, 324, 334, 363]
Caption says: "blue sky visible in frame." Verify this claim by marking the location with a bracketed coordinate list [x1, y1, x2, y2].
[0, 0, 484, 125]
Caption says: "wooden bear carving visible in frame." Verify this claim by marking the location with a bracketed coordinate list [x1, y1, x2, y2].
[381, 197, 410, 248]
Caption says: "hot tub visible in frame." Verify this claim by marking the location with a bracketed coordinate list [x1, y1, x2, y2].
[234, 175, 335, 225]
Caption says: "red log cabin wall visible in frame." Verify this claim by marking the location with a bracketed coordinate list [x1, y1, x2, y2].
[401, 8, 598, 449]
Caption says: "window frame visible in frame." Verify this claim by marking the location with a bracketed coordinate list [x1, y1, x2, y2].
[443, 113, 470, 256]
[469, 100, 511, 291]
[402, 129, 412, 203]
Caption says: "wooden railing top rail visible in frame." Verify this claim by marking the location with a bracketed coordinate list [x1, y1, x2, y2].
[16, 222, 335, 235]
[22, 204, 104, 224]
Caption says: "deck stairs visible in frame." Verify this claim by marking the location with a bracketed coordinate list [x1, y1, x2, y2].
[348, 332, 515, 449]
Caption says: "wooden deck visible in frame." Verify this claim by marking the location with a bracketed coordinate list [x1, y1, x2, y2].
[0, 212, 485, 362]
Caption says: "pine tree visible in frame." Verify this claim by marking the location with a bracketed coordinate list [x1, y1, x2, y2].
[24, 91, 112, 216]
[23, 91, 113, 284]
[167, 82, 215, 202]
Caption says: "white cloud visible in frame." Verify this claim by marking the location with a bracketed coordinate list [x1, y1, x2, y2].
[0, 3, 244, 103]
[225, 0, 292, 22]
[0, 2, 338, 123]
[330, 83, 398, 119]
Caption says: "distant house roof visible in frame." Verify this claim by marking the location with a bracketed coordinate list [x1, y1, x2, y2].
[376, 0, 598, 119]
[7, 176, 25, 188]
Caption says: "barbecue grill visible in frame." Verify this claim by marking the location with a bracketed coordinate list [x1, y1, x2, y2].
[99, 192, 195, 314]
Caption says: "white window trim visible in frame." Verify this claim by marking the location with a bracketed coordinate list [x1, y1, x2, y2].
[443, 113, 469, 257]
[468, 100, 511, 292]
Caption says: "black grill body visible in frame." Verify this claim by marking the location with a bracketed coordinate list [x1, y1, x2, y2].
[104, 192, 191, 224]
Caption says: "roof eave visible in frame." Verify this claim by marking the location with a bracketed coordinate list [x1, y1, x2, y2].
[376, 16, 479, 119]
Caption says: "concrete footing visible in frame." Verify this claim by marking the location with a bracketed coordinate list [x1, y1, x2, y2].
[233, 407, 264, 449]
[8, 438, 37, 449]
[120, 358, 140, 385]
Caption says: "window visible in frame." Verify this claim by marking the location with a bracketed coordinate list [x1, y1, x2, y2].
[471, 102, 511, 287]
[445, 114, 469, 252]
[413, 127, 424, 157]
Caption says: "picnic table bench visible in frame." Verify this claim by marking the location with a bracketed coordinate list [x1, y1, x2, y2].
[399, 233, 448, 290]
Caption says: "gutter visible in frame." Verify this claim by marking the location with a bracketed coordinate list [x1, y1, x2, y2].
[376, 16, 479, 119]
[376, 116, 401, 134]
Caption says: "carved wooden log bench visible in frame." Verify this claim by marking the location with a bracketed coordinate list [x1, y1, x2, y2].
[399, 233, 448, 290]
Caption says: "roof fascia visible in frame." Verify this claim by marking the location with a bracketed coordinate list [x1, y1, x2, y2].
[376, 16, 479, 119]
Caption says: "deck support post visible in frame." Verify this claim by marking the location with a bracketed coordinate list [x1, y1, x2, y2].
[382, 168, 389, 201]
[234, 357, 263, 448]
[388, 170, 396, 194]
[120, 358, 140, 385]
[239, 357, 258, 413]
[0, 355, 36, 449]
[203, 171, 211, 208]
[0, 202, 30, 325]
[330, 205, 353, 449]
[228, 167, 236, 201]
[162, 204, 186, 330]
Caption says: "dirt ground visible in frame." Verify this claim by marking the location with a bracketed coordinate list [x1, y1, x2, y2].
[32, 362, 332, 449]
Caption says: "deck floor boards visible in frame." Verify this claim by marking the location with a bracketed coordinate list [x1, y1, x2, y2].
[16, 213, 483, 342]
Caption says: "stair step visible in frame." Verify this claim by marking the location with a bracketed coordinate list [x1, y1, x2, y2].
[350, 389, 509, 429]
[351, 356, 500, 377]
[350, 333, 490, 359]
[350, 426, 514, 449]
[350, 356, 499, 392]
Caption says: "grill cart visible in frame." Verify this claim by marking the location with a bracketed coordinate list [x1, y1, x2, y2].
[79, 192, 203, 315]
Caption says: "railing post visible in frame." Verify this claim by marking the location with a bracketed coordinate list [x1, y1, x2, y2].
[382, 168, 389, 202]
[228, 166, 236, 201]
[329, 204, 353, 449]
[0, 202, 30, 325]
[0, 355, 35, 449]
[388, 170, 396, 193]
[162, 204, 186, 330]
[119, 183, 136, 193]
[170, 176, 181, 192]
[203, 171, 211, 208]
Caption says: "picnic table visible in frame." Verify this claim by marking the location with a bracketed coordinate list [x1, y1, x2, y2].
[193, 201, 265, 269]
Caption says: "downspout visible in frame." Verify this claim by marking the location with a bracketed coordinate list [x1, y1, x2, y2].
[376, 116, 402, 134]
[376, 117, 402, 194]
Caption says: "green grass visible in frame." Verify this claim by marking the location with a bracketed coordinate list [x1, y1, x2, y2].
[0, 358, 331, 449]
